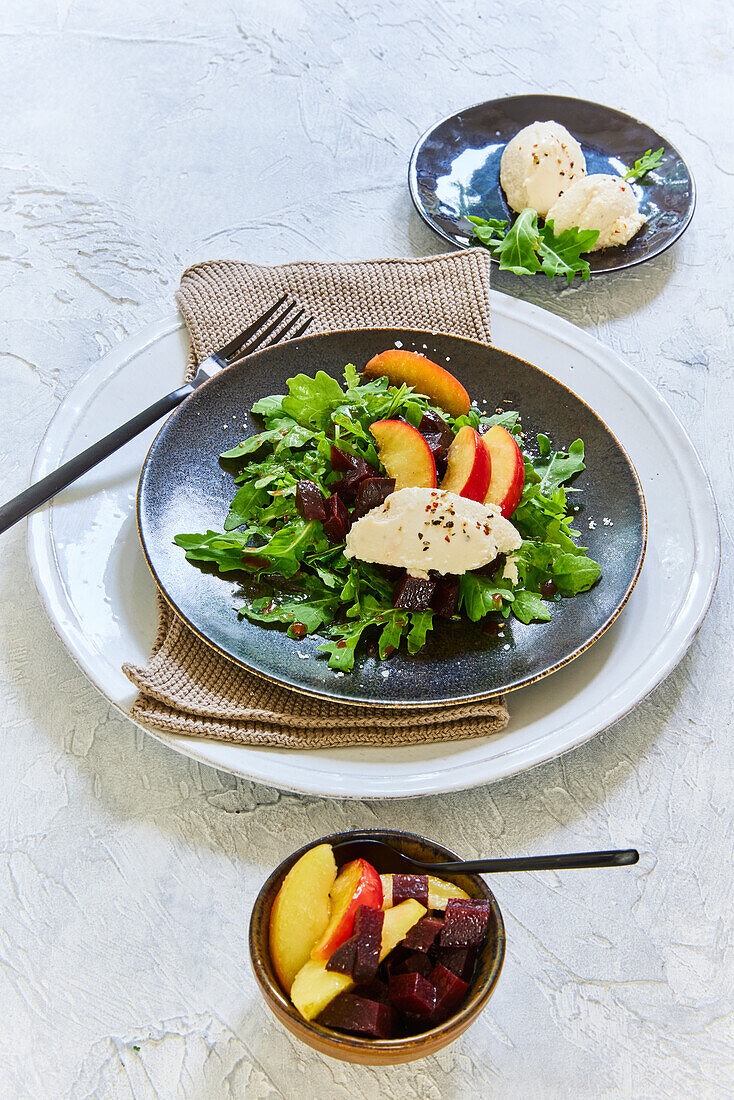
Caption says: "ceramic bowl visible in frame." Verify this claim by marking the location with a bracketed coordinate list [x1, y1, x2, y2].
[249, 829, 505, 1065]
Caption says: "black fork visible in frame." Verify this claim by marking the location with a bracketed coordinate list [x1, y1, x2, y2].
[0, 297, 312, 534]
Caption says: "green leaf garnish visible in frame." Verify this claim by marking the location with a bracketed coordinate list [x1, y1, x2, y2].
[623, 147, 664, 182]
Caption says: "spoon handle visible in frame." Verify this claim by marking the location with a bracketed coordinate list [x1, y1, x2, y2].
[423, 848, 640, 874]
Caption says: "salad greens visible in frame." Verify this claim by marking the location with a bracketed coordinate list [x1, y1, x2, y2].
[174, 366, 601, 671]
[469, 210, 599, 283]
[623, 147, 664, 182]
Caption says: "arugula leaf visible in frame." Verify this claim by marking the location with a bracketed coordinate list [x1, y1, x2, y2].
[282, 371, 345, 430]
[551, 552, 601, 594]
[242, 592, 340, 636]
[251, 394, 287, 419]
[173, 530, 250, 572]
[471, 208, 600, 282]
[623, 147, 664, 182]
[468, 214, 508, 253]
[407, 611, 434, 653]
[534, 436, 586, 492]
[459, 574, 514, 621]
[224, 483, 269, 531]
[539, 221, 599, 284]
[512, 589, 552, 624]
[496, 209, 542, 275]
[245, 519, 322, 578]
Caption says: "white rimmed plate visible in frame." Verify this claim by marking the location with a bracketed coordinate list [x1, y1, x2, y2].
[27, 294, 719, 798]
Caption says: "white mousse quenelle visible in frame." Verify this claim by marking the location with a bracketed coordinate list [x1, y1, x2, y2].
[546, 173, 646, 249]
[344, 487, 522, 580]
[499, 120, 587, 217]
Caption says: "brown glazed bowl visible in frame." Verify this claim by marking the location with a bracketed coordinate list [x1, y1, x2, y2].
[249, 829, 505, 1065]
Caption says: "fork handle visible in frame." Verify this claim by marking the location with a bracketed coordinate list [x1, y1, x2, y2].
[0, 383, 194, 534]
[421, 849, 640, 873]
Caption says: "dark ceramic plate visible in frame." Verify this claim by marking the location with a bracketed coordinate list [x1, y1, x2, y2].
[409, 94, 695, 274]
[137, 328, 646, 707]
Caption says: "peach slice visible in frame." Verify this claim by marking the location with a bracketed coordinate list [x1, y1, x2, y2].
[311, 858, 383, 961]
[482, 425, 525, 518]
[440, 425, 491, 502]
[370, 419, 437, 490]
[364, 349, 471, 417]
[380, 874, 470, 911]
[269, 843, 337, 993]
[290, 899, 426, 1021]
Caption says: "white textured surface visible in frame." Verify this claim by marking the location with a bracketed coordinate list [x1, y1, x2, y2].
[0, 1, 731, 1096]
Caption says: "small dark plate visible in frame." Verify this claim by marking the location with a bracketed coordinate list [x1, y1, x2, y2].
[409, 94, 695, 275]
[137, 328, 646, 708]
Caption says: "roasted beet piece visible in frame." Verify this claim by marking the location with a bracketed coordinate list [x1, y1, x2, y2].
[421, 432, 450, 480]
[322, 492, 351, 543]
[403, 915, 444, 954]
[295, 480, 326, 523]
[428, 962, 469, 1022]
[390, 951, 433, 978]
[431, 575, 460, 618]
[352, 477, 395, 519]
[318, 993, 397, 1038]
[333, 457, 379, 504]
[325, 934, 358, 976]
[353, 979, 390, 1004]
[388, 972, 437, 1018]
[392, 575, 436, 612]
[391, 874, 429, 907]
[352, 905, 384, 984]
[433, 946, 476, 982]
[440, 899, 492, 947]
[330, 444, 359, 472]
[418, 410, 454, 448]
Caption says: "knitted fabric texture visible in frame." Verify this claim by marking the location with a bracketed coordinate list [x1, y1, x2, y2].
[123, 251, 510, 747]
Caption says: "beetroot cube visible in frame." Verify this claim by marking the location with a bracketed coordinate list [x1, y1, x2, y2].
[334, 457, 378, 503]
[429, 962, 469, 1022]
[440, 899, 492, 947]
[392, 575, 436, 611]
[388, 972, 437, 1018]
[431, 575, 460, 618]
[330, 444, 359, 472]
[353, 979, 390, 1004]
[322, 492, 351, 543]
[352, 905, 384, 983]
[403, 916, 444, 954]
[434, 946, 476, 982]
[384, 945, 411, 977]
[319, 993, 397, 1038]
[352, 477, 395, 519]
[391, 874, 429, 907]
[391, 951, 433, 978]
[325, 933, 358, 976]
[295, 480, 326, 523]
[417, 410, 454, 449]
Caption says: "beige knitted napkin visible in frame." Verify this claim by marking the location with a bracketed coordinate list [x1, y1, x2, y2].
[123, 251, 510, 748]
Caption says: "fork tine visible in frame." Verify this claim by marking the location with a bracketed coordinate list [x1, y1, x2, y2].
[217, 295, 288, 360]
[230, 300, 300, 360]
[229, 309, 314, 364]
[289, 315, 313, 339]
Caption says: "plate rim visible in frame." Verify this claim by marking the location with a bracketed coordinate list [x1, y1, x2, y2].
[26, 295, 720, 798]
[408, 92, 697, 274]
[136, 326, 648, 707]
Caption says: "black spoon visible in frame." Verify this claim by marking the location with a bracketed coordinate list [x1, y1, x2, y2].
[331, 838, 639, 875]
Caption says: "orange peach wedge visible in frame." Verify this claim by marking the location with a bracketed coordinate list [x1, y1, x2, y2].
[364, 349, 471, 418]
[441, 425, 491, 502]
[310, 857, 383, 961]
[269, 843, 337, 993]
[482, 425, 525, 518]
[370, 419, 437, 490]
